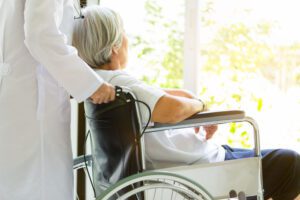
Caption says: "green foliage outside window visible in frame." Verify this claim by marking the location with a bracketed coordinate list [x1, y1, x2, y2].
[130, 0, 300, 148]
[130, 0, 184, 88]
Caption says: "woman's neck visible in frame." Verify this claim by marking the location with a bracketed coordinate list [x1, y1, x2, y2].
[98, 63, 120, 70]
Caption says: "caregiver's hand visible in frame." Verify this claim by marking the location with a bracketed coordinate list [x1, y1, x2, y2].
[90, 82, 116, 104]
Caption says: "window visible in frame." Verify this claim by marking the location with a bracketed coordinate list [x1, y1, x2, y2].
[196, 0, 300, 151]
[90, 0, 300, 152]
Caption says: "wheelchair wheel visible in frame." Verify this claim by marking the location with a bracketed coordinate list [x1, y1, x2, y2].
[97, 171, 213, 200]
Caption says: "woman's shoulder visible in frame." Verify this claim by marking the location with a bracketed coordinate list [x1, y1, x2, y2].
[95, 69, 140, 86]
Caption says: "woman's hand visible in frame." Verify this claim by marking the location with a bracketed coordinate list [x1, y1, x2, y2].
[194, 125, 218, 140]
[90, 82, 116, 104]
[203, 125, 218, 140]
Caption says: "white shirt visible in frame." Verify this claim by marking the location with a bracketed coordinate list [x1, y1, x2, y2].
[96, 70, 225, 169]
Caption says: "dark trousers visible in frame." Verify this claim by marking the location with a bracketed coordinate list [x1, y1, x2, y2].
[223, 145, 300, 200]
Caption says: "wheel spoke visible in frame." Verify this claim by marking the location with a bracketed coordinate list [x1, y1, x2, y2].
[97, 171, 213, 200]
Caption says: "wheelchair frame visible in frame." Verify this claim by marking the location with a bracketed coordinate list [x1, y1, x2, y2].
[73, 87, 264, 200]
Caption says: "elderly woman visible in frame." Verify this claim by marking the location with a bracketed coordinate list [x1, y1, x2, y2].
[73, 6, 300, 200]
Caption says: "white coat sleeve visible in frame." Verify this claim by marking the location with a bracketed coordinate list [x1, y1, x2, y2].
[23, 0, 103, 102]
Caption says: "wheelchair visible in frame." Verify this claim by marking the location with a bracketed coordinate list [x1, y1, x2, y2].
[73, 86, 263, 200]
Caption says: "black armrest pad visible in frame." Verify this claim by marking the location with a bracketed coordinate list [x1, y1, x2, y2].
[186, 110, 245, 120]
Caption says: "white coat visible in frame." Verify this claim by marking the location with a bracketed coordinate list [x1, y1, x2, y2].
[0, 0, 103, 199]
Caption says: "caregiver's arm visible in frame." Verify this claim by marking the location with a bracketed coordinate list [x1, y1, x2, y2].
[24, 0, 115, 103]
[151, 94, 205, 124]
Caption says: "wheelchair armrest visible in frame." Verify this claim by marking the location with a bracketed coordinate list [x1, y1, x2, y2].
[145, 110, 245, 133]
[73, 154, 92, 171]
[145, 110, 261, 156]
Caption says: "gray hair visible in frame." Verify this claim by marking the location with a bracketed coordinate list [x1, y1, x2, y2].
[72, 6, 124, 68]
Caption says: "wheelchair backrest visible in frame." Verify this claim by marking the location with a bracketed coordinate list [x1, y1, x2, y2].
[84, 88, 143, 196]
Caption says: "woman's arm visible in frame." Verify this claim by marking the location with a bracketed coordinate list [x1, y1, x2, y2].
[151, 93, 204, 124]
[160, 88, 217, 139]
[163, 88, 197, 99]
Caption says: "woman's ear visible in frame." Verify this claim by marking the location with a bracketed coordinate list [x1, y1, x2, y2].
[112, 46, 118, 55]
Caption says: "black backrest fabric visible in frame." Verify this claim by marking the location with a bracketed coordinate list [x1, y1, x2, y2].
[84, 91, 143, 197]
